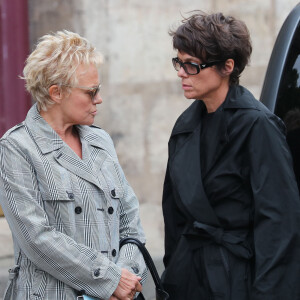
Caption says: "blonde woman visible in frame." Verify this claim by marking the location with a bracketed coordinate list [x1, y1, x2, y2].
[0, 30, 146, 300]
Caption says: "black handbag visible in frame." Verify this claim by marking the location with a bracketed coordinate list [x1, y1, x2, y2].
[120, 237, 169, 300]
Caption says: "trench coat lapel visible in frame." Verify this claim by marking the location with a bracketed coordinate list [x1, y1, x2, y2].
[168, 85, 259, 225]
[53, 144, 104, 190]
[201, 86, 260, 179]
[169, 101, 220, 226]
[24, 104, 105, 190]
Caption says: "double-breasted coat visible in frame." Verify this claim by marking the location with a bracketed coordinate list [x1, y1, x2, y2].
[0, 104, 146, 300]
[161, 85, 300, 299]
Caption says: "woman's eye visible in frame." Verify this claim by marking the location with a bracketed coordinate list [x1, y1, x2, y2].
[87, 91, 94, 98]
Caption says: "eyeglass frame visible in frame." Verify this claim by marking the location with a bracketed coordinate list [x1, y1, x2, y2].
[60, 83, 102, 102]
[172, 57, 225, 75]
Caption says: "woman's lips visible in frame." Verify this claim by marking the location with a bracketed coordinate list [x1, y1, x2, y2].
[182, 84, 192, 90]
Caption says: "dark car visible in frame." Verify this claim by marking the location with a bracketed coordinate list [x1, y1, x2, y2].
[260, 2, 300, 188]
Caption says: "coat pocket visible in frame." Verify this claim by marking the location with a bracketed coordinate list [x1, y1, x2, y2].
[41, 189, 76, 237]
[39, 163, 76, 202]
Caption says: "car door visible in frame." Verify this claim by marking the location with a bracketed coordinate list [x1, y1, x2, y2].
[260, 3, 300, 189]
[260, 3, 300, 115]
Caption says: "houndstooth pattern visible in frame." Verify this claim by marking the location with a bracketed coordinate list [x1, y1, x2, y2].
[0, 104, 146, 300]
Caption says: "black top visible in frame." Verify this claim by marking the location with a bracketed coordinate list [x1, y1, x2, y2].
[200, 103, 224, 176]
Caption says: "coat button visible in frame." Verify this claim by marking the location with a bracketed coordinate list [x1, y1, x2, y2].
[131, 266, 139, 274]
[108, 207, 114, 214]
[32, 293, 40, 296]
[75, 206, 82, 214]
[112, 249, 117, 257]
[94, 268, 100, 277]
[111, 189, 116, 197]
[67, 192, 74, 199]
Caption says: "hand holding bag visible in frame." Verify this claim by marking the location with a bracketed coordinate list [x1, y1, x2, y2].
[78, 238, 169, 300]
[120, 237, 169, 300]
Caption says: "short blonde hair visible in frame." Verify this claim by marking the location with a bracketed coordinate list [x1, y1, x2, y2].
[22, 30, 103, 111]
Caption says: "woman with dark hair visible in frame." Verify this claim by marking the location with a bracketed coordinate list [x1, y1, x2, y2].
[161, 11, 300, 299]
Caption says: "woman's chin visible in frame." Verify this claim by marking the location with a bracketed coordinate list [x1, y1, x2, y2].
[183, 91, 196, 100]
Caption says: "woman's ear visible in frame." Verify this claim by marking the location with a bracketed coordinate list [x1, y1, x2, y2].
[49, 85, 63, 104]
[223, 59, 234, 75]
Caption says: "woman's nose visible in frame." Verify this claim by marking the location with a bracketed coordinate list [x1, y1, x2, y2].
[177, 66, 188, 78]
[93, 93, 103, 104]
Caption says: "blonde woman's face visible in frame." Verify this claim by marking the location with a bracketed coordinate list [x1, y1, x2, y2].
[60, 64, 102, 126]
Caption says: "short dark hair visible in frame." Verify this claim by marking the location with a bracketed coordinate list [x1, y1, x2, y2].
[169, 11, 252, 85]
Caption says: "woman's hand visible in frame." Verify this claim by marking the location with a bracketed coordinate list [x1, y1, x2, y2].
[111, 268, 142, 300]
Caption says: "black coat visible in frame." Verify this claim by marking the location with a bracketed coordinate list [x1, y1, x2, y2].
[161, 85, 300, 300]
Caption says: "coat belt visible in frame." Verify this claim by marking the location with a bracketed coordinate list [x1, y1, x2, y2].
[188, 221, 253, 260]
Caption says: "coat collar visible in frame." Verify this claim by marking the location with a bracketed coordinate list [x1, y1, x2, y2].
[24, 104, 113, 191]
[171, 85, 259, 137]
[167, 85, 259, 225]
[25, 103, 108, 154]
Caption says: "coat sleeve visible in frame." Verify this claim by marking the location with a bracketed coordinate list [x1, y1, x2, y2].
[0, 138, 122, 299]
[248, 113, 300, 299]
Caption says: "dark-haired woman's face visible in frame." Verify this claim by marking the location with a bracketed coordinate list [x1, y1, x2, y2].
[176, 51, 230, 112]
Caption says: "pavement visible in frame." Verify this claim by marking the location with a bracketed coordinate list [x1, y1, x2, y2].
[0, 217, 164, 300]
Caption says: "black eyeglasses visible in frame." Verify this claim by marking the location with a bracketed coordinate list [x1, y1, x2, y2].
[172, 57, 224, 75]
[61, 83, 101, 102]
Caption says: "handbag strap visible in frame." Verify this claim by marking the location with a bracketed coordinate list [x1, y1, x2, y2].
[119, 237, 165, 292]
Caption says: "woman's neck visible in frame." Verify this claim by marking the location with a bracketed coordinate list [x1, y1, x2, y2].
[40, 106, 74, 141]
[41, 108, 82, 158]
[202, 83, 229, 113]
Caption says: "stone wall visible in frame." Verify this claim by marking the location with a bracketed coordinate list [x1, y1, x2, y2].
[28, 0, 300, 257]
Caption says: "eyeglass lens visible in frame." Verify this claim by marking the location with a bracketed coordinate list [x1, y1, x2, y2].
[172, 59, 199, 75]
[89, 85, 101, 101]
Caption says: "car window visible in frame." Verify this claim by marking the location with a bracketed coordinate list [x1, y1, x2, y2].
[260, 5, 300, 192]
[273, 22, 300, 191]
[274, 23, 300, 120]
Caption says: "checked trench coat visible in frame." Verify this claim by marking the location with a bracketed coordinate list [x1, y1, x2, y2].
[161, 85, 300, 299]
[0, 104, 146, 300]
